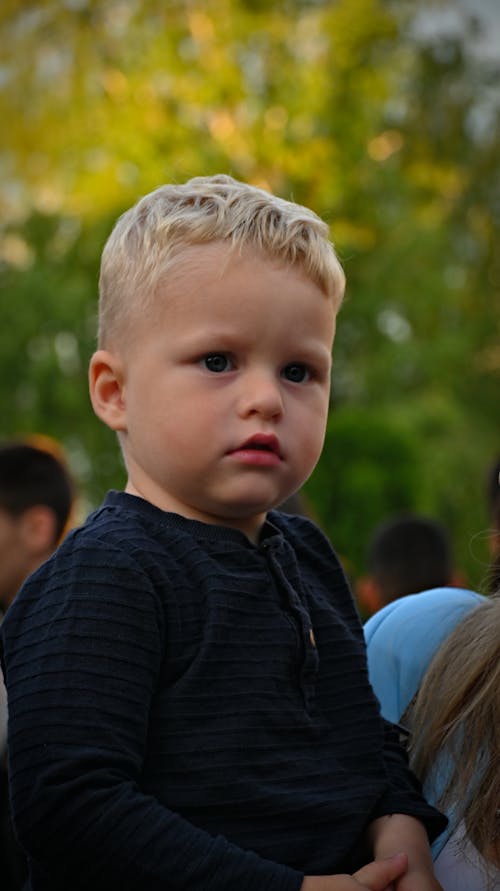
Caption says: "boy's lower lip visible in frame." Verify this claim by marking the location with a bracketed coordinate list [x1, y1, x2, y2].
[227, 448, 282, 467]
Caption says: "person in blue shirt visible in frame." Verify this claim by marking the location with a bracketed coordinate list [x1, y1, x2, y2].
[364, 587, 499, 890]
[363, 586, 485, 728]
[1, 175, 445, 891]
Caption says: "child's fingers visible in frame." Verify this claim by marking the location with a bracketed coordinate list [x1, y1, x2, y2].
[352, 852, 408, 890]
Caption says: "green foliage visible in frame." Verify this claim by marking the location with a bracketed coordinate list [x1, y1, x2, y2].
[305, 408, 419, 575]
[0, 0, 498, 587]
[306, 395, 492, 590]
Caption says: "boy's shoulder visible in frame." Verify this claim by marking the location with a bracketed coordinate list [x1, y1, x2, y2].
[268, 509, 338, 559]
[79, 489, 164, 541]
[268, 508, 318, 536]
[50, 490, 163, 560]
[58, 495, 340, 576]
[71, 489, 209, 545]
[8, 492, 175, 600]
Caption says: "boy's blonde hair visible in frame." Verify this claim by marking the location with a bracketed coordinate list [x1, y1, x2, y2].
[98, 174, 345, 347]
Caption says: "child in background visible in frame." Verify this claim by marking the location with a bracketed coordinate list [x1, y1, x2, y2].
[0, 437, 75, 891]
[0, 175, 445, 891]
[0, 438, 74, 616]
[408, 594, 500, 891]
[363, 586, 485, 727]
[364, 587, 499, 890]
[410, 593, 500, 891]
[356, 513, 462, 617]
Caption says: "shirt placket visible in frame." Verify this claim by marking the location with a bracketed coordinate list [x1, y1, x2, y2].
[261, 536, 319, 711]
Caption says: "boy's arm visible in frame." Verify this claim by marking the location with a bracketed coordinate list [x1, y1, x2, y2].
[374, 718, 447, 843]
[367, 815, 443, 890]
[0, 538, 303, 891]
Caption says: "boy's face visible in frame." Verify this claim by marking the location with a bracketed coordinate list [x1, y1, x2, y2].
[92, 243, 336, 541]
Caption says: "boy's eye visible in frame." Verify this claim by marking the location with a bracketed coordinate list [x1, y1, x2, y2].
[203, 354, 232, 373]
[282, 363, 309, 383]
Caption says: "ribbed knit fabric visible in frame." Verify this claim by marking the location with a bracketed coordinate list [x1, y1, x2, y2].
[0, 492, 446, 890]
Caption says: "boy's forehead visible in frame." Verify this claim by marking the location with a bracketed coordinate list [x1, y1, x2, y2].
[119, 239, 336, 353]
[158, 239, 333, 301]
[164, 241, 233, 286]
[150, 242, 336, 346]
[115, 243, 225, 347]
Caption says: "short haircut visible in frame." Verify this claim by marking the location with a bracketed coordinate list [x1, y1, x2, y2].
[0, 442, 74, 544]
[98, 174, 345, 347]
[367, 513, 453, 602]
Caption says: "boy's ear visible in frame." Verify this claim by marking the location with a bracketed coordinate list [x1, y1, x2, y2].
[89, 350, 127, 432]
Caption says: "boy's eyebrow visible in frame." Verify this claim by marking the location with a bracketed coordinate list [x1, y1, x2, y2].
[174, 331, 334, 367]
[169, 329, 245, 350]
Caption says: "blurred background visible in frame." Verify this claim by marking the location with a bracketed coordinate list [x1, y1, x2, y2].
[0, 0, 498, 591]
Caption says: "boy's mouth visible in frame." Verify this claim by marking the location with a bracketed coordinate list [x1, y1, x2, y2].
[237, 434, 281, 454]
[227, 434, 283, 464]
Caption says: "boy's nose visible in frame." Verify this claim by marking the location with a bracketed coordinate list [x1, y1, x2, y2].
[237, 371, 284, 420]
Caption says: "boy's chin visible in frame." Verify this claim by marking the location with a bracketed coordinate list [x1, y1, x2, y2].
[220, 498, 284, 520]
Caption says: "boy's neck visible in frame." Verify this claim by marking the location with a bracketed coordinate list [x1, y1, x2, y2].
[124, 480, 267, 544]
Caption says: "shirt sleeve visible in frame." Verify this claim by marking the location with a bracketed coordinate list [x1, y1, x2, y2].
[370, 713, 448, 842]
[0, 531, 303, 891]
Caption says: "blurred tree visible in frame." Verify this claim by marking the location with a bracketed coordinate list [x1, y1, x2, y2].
[305, 407, 420, 577]
[0, 0, 498, 584]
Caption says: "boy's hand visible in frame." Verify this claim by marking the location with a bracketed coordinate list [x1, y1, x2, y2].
[367, 814, 444, 891]
[390, 866, 443, 891]
[300, 852, 408, 890]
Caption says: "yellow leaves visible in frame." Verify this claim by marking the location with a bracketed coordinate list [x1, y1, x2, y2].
[0, 0, 470, 244]
[0, 234, 34, 269]
[101, 68, 129, 100]
[330, 220, 377, 252]
[405, 161, 468, 225]
[207, 109, 236, 141]
[367, 130, 404, 162]
[187, 9, 215, 43]
[325, 0, 397, 69]
[264, 106, 288, 131]
[32, 184, 65, 215]
[409, 161, 466, 198]
[205, 108, 255, 170]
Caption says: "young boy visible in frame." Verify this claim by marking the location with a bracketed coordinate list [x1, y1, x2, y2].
[0, 438, 74, 891]
[0, 175, 446, 891]
[0, 439, 74, 615]
[356, 513, 460, 616]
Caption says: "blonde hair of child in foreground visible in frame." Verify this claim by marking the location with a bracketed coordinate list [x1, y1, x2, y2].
[97, 174, 345, 349]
